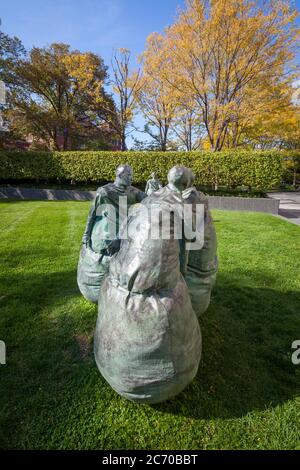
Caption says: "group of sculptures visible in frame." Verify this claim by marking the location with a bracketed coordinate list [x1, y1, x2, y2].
[77, 164, 218, 404]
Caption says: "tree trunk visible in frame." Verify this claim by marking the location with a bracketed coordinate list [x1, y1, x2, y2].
[121, 132, 127, 151]
[63, 128, 69, 151]
[53, 127, 61, 151]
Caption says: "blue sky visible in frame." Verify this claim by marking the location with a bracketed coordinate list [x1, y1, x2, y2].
[0, 0, 186, 67]
[1, 0, 188, 146]
[1, 0, 299, 147]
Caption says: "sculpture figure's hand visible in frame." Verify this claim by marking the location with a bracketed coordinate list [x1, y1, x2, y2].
[106, 239, 121, 256]
[182, 186, 196, 199]
[99, 239, 120, 258]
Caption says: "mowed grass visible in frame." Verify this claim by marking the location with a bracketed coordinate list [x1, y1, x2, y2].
[0, 200, 299, 450]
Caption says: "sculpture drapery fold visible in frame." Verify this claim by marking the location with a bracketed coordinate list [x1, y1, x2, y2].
[77, 165, 145, 303]
[78, 165, 217, 403]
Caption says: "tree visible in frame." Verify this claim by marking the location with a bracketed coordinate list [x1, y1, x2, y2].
[170, 101, 205, 151]
[112, 48, 142, 150]
[159, 0, 299, 151]
[0, 30, 25, 86]
[90, 49, 141, 151]
[137, 33, 178, 151]
[225, 81, 300, 150]
[9, 43, 118, 150]
[131, 137, 164, 151]
[0, 28, 26, 148]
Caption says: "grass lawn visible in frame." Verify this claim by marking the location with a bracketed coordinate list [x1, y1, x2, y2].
[0, 200, 299, 450]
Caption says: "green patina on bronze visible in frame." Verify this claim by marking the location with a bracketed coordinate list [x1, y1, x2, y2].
[94, 165, 218, 403]
[145, 172, 162, 196]
[186, 215, 218, 316]
[77, 165, 146, 303]
[184, 189, 218, 317]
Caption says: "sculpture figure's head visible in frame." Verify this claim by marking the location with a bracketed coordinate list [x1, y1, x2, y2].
[115, 164, 133, 188]
[167, 166, 192, 192]
[150, 172, 157, 179]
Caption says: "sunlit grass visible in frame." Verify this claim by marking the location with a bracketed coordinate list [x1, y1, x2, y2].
[0, 200, 299, 450]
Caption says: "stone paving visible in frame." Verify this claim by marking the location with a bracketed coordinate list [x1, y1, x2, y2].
[267, 192, 300, 226]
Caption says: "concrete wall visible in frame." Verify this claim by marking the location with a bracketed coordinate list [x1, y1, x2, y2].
[207, 196, 279, 214]
[0, 187, 94, 201]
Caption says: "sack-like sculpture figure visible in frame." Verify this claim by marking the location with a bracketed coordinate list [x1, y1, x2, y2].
[145, 167, 218, 317]
[184, 189, 218, 317]
[77, 165, 145, 303]
[94, 167, 203, 404]
[186, 212, 218, 316]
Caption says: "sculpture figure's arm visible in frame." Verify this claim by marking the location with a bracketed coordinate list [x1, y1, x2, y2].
[136, 189, 147, 202]
[81, 191, 101, 245]
[145, 181, 150, 194]
[188, 196, 218, 278]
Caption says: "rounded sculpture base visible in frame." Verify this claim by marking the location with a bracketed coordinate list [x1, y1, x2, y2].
[185, 269, 217, 317]
[94, 276, 202, 404]
[77, 245, 110, 304]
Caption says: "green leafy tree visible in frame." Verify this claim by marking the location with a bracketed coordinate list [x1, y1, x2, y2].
[9, 43, 119, 150]
[0, 28, 26, 147]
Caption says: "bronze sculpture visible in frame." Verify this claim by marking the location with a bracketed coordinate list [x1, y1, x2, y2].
[77, 165, 146, 303]
[93, 165, 218, 403]
[146, 166, 218, 315]
[145, 172, 162, 195]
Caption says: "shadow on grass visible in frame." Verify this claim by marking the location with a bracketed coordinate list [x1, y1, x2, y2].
[154, 273, 300, 418]
[1, 267, 300, 448]
[0, 266, 100, 448]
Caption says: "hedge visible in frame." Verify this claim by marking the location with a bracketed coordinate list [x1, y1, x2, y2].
[282, 152, 300, 187]
[0, 149, 290, 190]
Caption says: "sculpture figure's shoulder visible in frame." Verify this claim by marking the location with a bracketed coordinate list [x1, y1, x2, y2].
[128, 185, 141, 194]
[96, 184, 109, 195]
[195, 191, 210, 214]
[194, 190, 214, 223]
[151, 186, 168, 197]
[97, 183, 117, 199]
[129, 185, 147, 201]
[196, 189, 208, 203]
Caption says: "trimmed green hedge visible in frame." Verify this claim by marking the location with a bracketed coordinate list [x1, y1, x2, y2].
[0, 149, 289, 190]
[282, 152, 300, 188]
